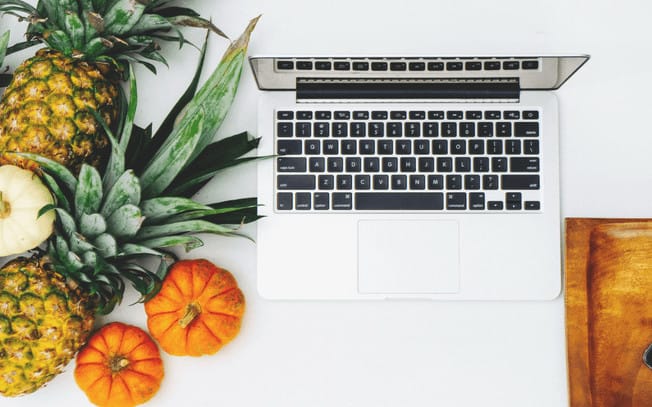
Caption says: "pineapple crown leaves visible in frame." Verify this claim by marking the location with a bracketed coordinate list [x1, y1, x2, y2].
[0, 0, 228, 75]
[17, 17, 261, 315]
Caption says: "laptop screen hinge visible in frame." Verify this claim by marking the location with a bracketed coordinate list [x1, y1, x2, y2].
[295, 77, 520, 102]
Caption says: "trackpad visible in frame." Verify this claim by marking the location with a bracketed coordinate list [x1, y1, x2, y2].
[358, 220, 460, 294]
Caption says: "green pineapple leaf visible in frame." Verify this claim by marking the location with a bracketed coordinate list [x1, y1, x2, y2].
[106, 204, 144, 238]
[75, 165, 103, 221]
[0, 31, 9, 68]
[101, 170, 141, 218]
[140, 197, 212, 223]
[137, 235, 204, 252]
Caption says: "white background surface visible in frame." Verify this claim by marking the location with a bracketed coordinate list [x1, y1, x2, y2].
[1, 0, 649, 406]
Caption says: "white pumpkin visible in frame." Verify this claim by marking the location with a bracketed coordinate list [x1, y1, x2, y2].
[0, 165, 55, 256]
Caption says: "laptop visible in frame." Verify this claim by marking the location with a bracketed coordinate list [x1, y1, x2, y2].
[250, 56, 588, 300]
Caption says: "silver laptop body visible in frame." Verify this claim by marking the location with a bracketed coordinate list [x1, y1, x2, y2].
[251, 56, 587, 300]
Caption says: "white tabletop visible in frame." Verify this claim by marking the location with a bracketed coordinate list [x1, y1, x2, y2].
[2, 0, 650, 406]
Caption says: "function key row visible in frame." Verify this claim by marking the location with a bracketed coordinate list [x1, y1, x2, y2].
[276, 59, 540, 72]
[277, 110, 539, 121]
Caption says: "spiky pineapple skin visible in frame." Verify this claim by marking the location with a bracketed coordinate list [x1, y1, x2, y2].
[0, 255, 94, 397]
[0, 49, 119, 173]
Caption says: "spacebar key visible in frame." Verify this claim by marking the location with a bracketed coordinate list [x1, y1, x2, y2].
[355, 193, 444, 210]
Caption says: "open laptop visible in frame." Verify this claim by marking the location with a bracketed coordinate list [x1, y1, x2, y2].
[250, 56, 588, 300]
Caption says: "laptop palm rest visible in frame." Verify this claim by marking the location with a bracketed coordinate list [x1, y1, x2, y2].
[357, 220, 460, 294]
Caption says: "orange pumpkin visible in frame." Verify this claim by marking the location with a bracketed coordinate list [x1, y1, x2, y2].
[145, 259, 245, 356]
[74, 322, 164, 407]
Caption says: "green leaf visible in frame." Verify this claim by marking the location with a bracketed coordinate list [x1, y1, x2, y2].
[70, 232, 95, 253]
[13, 153, 77, 195]
[80, 213, 107, 238]
[153, 6, 199, 18]
[0, 31, 9, 67]
[104, 0, 146, 35]
[137, 235, 204, 252]
[130, 13, 172, 34]
[83, 36, 112, 59]
[125, 124, 152, 170]
[74, 164, 103, 221]
[165, 15, 228, 40]
[37, 204, 56, 220]
[139, 107, 205, 198]
[100, 169, 141, 218]
[54, 208, 77, 239]
[118, 65, 137, 152]
[6, 40, 40, 56]
[93, 233, 117, 257]
[42, 30, 73, 56]
[106, 204, 144, 238]
[90, 109, 124, 190]
[39, 169, 71, 213]
[140, 197, 211, 223]
[166, 200, 258, 223]
[135, 219, 235, 240]
[0, 0, 36, 14]
[63, 10, 85, 50]
[117, 243, 162, 257]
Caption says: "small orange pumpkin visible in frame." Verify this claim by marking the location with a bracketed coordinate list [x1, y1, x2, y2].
[74, 322, 164, 407]
[145, 259, 245, 356]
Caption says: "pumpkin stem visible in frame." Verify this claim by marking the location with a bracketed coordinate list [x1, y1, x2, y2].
[179, 302, 202, 328]
[109, 355, 130, 373]
[0, 192, 11, 219]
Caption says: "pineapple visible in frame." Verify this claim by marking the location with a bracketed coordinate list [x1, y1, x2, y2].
[0, 16, 259, 397]
[0, 0, 226, 173]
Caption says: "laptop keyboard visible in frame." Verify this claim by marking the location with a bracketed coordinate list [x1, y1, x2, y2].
[275, 108, 542, 212]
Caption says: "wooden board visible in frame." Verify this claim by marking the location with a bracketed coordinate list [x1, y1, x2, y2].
[566, 218, 652, 407]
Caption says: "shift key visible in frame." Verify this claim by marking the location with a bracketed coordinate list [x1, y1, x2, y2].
[501, 175, 540, 190]
[278, 175, 315, 190]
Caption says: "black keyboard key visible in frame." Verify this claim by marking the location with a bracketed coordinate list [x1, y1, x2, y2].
[492, 157, 508, 172]
[446, 175, 462, 190]
[305, 140, 320, 155]
[423, 122, 439, 137]
[503, 61, 519, 70]
[356, 192, 444, 210]
[485, 111, 501, 119]
[409, 62, 426, 71]
[469, 140, 484, 155]
[278, 175, 315, 190]
[333, 122, 348, 138]
[446, 192, 466, 210]
[392, 175, 408, 190]
[474, 157, 490, 172]
[323, 140, 339, 155]
[502, 175, 540, 190]
[346, 157, 362, 172]
[428, 175, 444, 190]
[455, 157, 471, 172]
[353, 61, 369, 71]
[396, 140, 412, 155]
[401, 157, 416, 172]
[506, 192, 522, 210]
[510, 157, 539, 172]
[353, 111, 369, 120]
[371, 62, 388, 71]
[341, 140, 357, 155]
[295, 193, 311, 210]
[487, 140, 503, 155]
[314, 122, 330, 137]
[405, 122, 421, 137]
[522, 60, 539, 70]
[410, 175, 426, 190]
[372, 111, 388, 120]
[442, 122, 457, 137]
[504, 111, 520, 120]
[478, 122, 494, 137]
[390, 62, 407, 71]
[369, 122, 385, 137]
[525, 201, 541, 210]
[378, 140, 394, 155]
[334, 61, 351, 70]
[277, 111, 294, 120]
[277, 61, 294, 70]
[278, 140, 302, 155]
[465, 61, 482, 70]
[414, 139, 430, 154]
[470, 192, 485, 210]
[296, 122, 311, 137]
[465, 175, 481, 190]
[278, 157, 306, 172]
[419, 157, 435, 172]
[360, 140, 375, 154]
[488, 201, 503, 210]
[315, 61, 332, 70]
[318, 175, 334, 190]
[327, 157, 343, 172]
[496, 122, 512, 137]
[309, 157, 325, 172]
[333, 192, 353, 210]
[437, 157, 453, 172]
[335, 111, 351, 120]
[506, 140, 521, 155]
[460, 122, 475, 137]
[314, 193, 329, 210]
[356, 175, 371, 190]
[387, 122, 403, 137]
[524, 140, 539, 155]
[446, 62, 463, 71]
[364, 157, 380, 172]
[410, 111, 426, 120]
[296, 61, 313, 70]
[277, 122, 293, 137]
[316, 111, 332, 120]
[428, 111, 445, 120]
[523, 111, 539, 120]
[277, 192, 292, 210]
[351, 122, 366, 137]
[337, 175, 352, 190]
[466, 111, 483, 120]
[428, 62, 444, 71]
[484, 61, 500, 70]
[447, 111, 463, 120]
[515, 122, 539, 137]
[391, 111, 407, 120]
[374, 175, 389, 190]
[297, 111, 313, 120]
[451, 140, 466, 155]
[383, 157, 398, 172]
[483, 175, 499, 190]
[432, 140, 448, 155]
